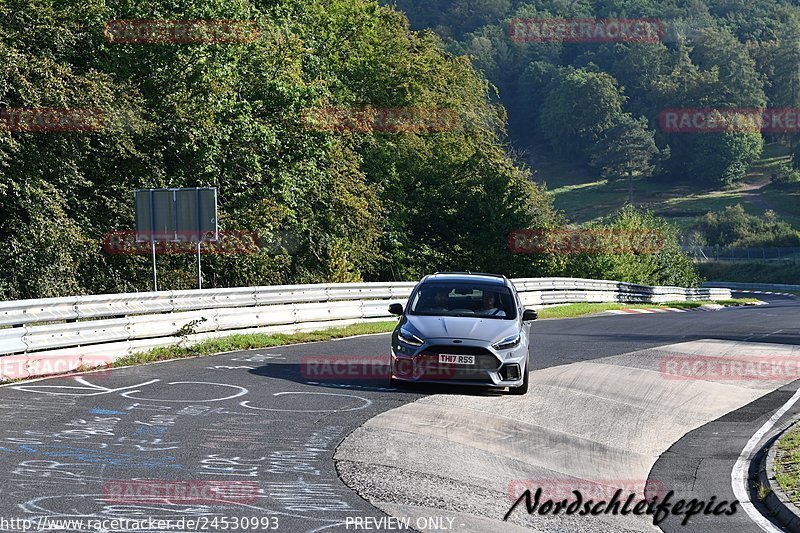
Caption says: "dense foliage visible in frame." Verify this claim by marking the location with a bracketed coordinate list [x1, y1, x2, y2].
[696, 205, 800, 248]
[0, 0, 561, 298]
[0, 0, 700, 299]
[388, 0, 799, 187]
[565, 205, 700, 287]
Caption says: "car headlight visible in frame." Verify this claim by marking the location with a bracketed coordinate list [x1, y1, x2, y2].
[493, 333, 521, 351]
[398, 327, 425, 347]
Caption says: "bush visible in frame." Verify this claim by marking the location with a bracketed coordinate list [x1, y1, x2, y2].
[696, 205, 800, 247]
[772, 163, 800, 187]
[563, 205, 700, 287]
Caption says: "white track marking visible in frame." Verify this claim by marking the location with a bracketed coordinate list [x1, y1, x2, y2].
[240, 392, 372, 412]
[11, 378, 160, 397]
[731, 386, 800, 532]
[120, 381, 249, 402]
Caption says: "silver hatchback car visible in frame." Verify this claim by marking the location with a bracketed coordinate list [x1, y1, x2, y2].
[388, 272, 537, 395]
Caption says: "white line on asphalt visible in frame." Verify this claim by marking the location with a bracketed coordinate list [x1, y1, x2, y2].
[731, 385, 800, 533]
[240, 391, 373, 412]
[744, 329, 784, 342]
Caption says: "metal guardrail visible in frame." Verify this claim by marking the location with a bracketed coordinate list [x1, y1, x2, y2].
[703, 281, 800, 292]
[0, 278, 731, 380]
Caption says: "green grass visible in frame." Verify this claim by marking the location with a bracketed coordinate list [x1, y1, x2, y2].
[110, 321, 399, 368]
[713, 298, 761, 305]
[655, 190, 752, 215]
[744, 142, 791, 177]
[0, 322, 399, 385]
[531, 150, 596, 190]
[537, 299, 758, 319]
[534, 142, 796, 228]
[774, 423, 800, 504]
[760, 184, 800, 226]
[545, 173, 760, 225]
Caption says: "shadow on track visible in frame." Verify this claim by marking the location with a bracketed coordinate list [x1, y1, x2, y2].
[247, 358, 509, 397]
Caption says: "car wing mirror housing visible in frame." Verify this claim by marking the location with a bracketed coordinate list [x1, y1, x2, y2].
[388, 303, 404, 315]
[522, 309, 538, 321]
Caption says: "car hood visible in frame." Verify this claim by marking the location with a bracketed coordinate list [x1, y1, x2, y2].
[405, 314, 519, 343]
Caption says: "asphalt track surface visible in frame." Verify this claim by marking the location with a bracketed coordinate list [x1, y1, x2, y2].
[0, 293, 796, 533]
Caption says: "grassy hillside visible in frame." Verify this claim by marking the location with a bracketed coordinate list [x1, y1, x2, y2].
[533, 143, 800, 233]
[384, 0, 800, 241]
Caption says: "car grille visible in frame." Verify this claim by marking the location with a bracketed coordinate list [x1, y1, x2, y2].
[395, 345, 501, 381]
[423, 345, 494, 356]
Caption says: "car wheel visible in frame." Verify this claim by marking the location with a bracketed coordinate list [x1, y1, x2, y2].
[509, 362, 529, 395]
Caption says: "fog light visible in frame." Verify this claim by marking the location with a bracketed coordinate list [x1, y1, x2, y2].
[500, 364, 521, 381]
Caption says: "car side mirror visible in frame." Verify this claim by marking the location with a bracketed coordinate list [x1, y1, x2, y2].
[388, 303, 404, 316]
[522, 309, 538, 321]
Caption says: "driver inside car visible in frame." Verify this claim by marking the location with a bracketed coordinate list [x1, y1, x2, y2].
[478, 291, 506, 317]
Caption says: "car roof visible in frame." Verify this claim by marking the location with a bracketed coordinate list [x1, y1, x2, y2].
[422, 272, 510, 287]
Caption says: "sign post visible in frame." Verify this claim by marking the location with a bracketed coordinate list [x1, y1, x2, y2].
[135, 188, 218, 291]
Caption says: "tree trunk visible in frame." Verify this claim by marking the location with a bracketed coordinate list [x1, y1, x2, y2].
[627, 171, 633, 204]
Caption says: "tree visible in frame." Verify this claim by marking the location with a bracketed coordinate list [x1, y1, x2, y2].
[0, 0, 563, 298]
[540, 68, 626, 158]
[575, 42, 671, 119]
[690, 27, 766, 108]
[514, 61, 559, 144]
[651, 42, 764, 185]
[686, 132, 763, 187]
[448, 0, 511, 38]
[590, 114, 665, 202]
[757, 20, 800, 156]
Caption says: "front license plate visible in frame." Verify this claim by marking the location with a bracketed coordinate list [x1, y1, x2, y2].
[438, 354, 475, 365]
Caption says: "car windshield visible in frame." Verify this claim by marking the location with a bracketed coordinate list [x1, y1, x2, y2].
[408, 283, 516, 320]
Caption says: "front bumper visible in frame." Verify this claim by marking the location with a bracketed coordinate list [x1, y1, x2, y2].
[391, 337, 527, 388]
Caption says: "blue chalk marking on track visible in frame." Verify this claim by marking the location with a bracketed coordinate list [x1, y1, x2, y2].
[0, 444, 182, 469]
[89, 408, 126, 415]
